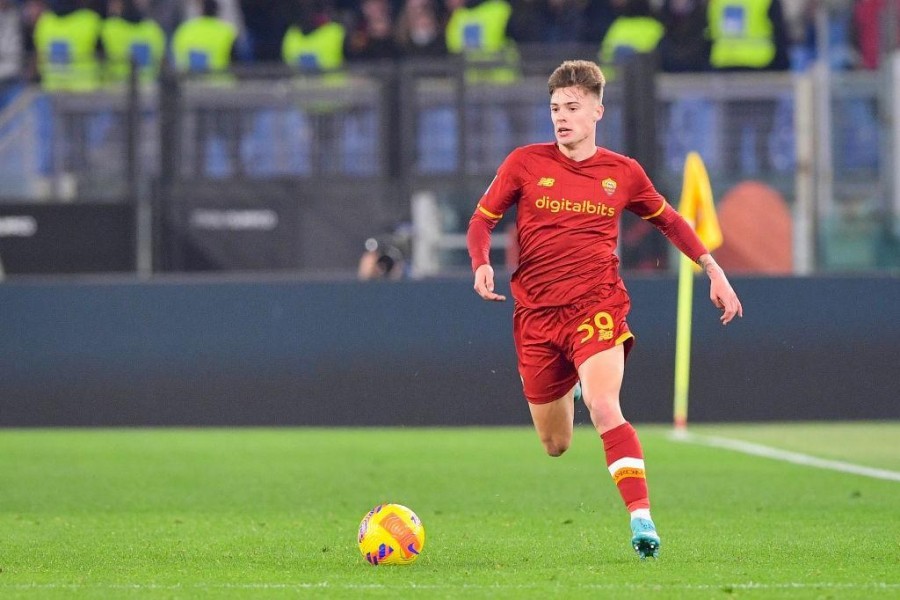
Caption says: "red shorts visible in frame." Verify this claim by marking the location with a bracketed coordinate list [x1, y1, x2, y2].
[512, 282, 635, 404]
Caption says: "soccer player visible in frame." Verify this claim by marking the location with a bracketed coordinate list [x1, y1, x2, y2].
[466, 59, 742, 559]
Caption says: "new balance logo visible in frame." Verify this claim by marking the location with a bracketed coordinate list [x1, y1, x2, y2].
[537, 177, 555, 187]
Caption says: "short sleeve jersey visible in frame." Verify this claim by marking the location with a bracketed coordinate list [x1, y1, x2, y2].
[473, 143, 667, 308]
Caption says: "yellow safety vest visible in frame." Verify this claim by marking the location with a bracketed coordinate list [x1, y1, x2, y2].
[600, 16, 664, 66]
[445, 0, 519, 84]
[282, 22, 345, 73]
[101, 17, 166, 84]
[708, 0, 776, 68]
[34, 9, 103, 92]
[172, 16, 236, 74]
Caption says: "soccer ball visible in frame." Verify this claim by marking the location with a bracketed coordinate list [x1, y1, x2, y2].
[357, 503, 425, 566]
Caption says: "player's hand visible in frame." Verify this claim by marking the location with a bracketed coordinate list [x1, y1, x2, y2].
[710, 276, 742, 325]
[473, 264, 506, 302]
[700, 254, 742, 325]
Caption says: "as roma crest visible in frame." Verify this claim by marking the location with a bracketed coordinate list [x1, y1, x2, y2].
[601, 177, 617, 196]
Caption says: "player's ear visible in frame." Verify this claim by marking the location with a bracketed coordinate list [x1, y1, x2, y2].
[595, 104, 604, 122]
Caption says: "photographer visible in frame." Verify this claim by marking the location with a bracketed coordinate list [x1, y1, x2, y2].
[357, 233, 409, 280]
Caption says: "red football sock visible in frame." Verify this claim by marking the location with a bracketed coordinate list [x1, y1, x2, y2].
[601, 422, 650, 512]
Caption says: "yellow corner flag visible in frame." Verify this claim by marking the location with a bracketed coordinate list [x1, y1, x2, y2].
[678, 151, 723, 252]
[673, 152, 722, 433]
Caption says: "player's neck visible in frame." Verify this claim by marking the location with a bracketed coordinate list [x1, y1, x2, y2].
[557, 141, 597, 162]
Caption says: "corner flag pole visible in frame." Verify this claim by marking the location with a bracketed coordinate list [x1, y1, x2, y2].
[673, 152, 722, 432]
[673, 251, 694, 431]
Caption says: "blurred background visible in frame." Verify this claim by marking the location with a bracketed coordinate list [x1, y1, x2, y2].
[0, 0, 897, 427]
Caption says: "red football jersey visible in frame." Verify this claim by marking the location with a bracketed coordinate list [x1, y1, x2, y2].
[469, 143, 674, 308]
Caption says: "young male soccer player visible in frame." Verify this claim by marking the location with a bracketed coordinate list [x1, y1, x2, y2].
[466, 59, 743, 559]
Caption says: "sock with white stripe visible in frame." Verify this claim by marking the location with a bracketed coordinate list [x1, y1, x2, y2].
[601, 421, 650, 512]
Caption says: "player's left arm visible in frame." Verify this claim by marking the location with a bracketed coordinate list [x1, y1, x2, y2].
[643, 205, 743, 324]
[626, 160, 743, 325]
[697, 253, 743, 325]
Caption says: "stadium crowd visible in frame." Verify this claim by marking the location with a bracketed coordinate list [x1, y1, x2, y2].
[0, 0, 891, 102]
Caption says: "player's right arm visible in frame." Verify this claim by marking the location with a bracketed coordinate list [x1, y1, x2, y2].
[467, 152, 524, 302]
[472, 264, 506, 301]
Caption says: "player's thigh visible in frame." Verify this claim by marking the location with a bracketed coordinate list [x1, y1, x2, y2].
[566, 293, 631, 427]
[577, 343, 626, 404]
[513, 305, 579, 404]
[569, 293, 633, 371]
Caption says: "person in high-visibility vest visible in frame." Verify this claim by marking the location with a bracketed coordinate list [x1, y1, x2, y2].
[33, 0, 103, 92]
[445, 0, 520, 84]
[599, 0, 664, 78]
[171, 0, 237, 75]
[707, 0, 790, 70]
[276, 2, 349, 175]
[707, 0, 789, 176]
[281, 4, 346, 75]
[101, 0, 166, 85]
[172, 0, 239, 176]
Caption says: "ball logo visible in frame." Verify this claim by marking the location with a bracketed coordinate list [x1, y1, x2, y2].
[379, 513, 421, 559]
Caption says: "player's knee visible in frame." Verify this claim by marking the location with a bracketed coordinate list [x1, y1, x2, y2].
[542, 436, 570, 457]
[586, 395, 623, 430]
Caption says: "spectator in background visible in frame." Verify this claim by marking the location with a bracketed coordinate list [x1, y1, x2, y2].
[0, 0, 23, 108]
[853, 0, 896, 69]
[33, 0, 103, 91]
[281, 0, 349, 174]
[707, 0, 790, 176]
[445, 0, 519, 83]
[172, 0, 240, 178]
[346, 0, 400, 61]
[706, 0, 791, 70]
[171, 0, 238, 75]
[182, 0, 250, 61]
[281, 0, 346, 73]
[658, 0, 711, 72]
[599, 0, 664, 70]
[395, 0, 447, 58]
[182, 0, 246, 38]
[101, 0, 166, 84]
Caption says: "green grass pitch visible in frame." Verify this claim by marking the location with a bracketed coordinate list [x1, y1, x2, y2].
[1, 423, 898, 598]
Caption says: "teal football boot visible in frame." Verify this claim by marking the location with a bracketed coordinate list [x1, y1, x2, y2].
[630, 517, 661, 559]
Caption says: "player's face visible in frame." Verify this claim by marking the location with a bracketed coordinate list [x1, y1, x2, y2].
[550, 86, 603, 152]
